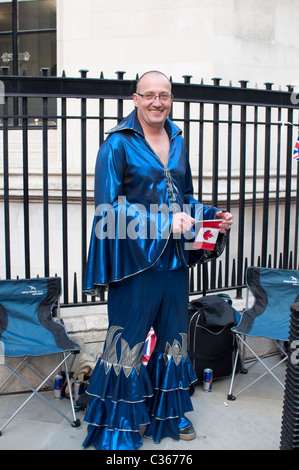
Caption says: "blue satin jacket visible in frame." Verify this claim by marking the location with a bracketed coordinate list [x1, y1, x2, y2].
[83, 110, 222, 294]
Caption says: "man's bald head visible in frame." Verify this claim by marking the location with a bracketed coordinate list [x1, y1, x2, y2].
[136, 71, 172, 93]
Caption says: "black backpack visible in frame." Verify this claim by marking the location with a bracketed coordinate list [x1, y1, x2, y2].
[188, 294, 239, 384]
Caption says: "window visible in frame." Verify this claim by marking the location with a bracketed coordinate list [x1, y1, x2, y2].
[0, 0, 56, 76]
[0, 0, 56, 126]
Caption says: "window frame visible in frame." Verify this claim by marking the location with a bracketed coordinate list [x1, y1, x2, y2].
[0, 0, 56, 76]
[0, 0, 57, 128]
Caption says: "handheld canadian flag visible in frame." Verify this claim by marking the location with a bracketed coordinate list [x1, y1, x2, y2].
[193, 219, 221, 250]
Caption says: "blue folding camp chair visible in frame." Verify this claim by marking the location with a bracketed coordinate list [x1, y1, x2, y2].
[227, 267, 299, 400]
[0, 277, 81, 435]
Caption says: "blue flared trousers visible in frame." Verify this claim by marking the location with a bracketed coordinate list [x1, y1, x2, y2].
[82, 266, 197, 450]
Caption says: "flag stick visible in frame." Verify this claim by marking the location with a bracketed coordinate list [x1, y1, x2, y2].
[194, 219, 223, 223]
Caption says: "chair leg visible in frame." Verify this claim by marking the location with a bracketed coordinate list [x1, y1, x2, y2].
[238, 335, 286, 386]
[227, 334, 287, 400]
[0, 359, 26, 392]
[238, 335, 249, 374]
[62, 352, 80, 426]
[0, 354, 80, 435]
[19, 357, 53, 388]
[227, 334, 248, 400]
[227, 345, 240, 401]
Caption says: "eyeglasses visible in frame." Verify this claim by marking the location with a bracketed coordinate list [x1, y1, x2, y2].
[136, 92, 173, 102]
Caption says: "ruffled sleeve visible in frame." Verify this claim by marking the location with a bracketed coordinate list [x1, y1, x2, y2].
[83, 137, 173, 293]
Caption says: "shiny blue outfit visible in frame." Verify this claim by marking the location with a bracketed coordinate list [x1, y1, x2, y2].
[82, 110, 223, 450]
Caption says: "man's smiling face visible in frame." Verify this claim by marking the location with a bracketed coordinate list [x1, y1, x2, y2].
[133, 72, 173, 131]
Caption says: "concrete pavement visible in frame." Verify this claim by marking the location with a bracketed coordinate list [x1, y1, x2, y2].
[0, 354, 285, 451]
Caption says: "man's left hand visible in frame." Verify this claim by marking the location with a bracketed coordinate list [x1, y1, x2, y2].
[215, 211, 233, 234]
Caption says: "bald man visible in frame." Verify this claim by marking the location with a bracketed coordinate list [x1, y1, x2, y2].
[82, 71, 233, 450]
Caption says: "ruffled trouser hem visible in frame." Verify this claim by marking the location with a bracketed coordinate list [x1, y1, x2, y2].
[82, 351, 197, 450]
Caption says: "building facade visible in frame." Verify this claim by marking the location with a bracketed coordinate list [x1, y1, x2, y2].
[0, 0, 298, 360]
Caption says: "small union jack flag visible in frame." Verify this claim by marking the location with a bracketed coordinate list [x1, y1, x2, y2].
[293, 134, 299, 161]
[142, 327, 156, 366]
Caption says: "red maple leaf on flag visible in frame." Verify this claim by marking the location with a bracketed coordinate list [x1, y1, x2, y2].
[203, 229, 213, 241]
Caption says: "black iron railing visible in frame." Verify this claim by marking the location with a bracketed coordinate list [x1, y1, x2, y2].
[0, 68, 298, 305]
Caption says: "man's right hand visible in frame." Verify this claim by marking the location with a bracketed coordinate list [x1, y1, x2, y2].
[171, 212, 195, 234]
